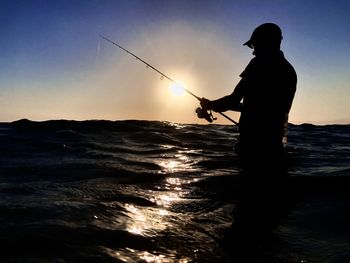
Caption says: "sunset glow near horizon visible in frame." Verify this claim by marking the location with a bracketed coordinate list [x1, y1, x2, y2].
[1, 0, 349, 124]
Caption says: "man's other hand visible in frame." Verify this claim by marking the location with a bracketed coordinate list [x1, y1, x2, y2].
[200, 98, 212, 111]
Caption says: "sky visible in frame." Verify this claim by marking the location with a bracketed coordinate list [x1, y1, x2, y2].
[1, 0, 349, 124]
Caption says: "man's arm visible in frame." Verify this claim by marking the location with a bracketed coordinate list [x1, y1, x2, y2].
[200, 78, 246, 112]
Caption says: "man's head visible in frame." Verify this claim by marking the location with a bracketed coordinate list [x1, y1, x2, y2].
[244, 23, 283, 50]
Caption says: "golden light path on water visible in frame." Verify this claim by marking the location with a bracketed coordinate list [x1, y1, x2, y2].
[111, 144, 201, 262]
[112, 248, 190, 263]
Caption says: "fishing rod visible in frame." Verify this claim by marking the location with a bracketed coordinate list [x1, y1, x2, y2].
[99, 34, 238, 125]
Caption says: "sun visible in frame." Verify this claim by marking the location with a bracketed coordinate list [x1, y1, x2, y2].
[169, 82, 185, 97]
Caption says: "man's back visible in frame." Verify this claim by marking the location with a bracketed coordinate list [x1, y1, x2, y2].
[238, 49, 297, 153]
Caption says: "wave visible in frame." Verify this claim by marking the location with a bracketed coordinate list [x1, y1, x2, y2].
[0, 119, 349, 262]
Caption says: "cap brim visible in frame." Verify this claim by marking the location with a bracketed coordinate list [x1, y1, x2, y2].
[243, 39, 253, 48]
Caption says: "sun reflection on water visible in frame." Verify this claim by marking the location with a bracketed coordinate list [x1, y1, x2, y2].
[115, 147, 203, 262]
[138, 251, 190, 263]
[158, 160, 181, 173]
[124, 203, 171, 236]
[109, 247, 191, 263]
[157, 150, 199, 173]
[139, 251, 168, 262]
[150, 191, 182, 207]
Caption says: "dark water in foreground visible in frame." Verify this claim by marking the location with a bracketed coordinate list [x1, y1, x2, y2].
[0, 119, 349, 262]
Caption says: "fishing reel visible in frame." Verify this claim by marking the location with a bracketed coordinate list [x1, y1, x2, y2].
[195, 107, 217, 123]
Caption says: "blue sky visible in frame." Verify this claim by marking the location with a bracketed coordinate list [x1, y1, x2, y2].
[1, 0, 349, 124]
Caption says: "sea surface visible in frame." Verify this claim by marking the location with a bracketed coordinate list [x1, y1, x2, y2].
[0, 119, 349, 262]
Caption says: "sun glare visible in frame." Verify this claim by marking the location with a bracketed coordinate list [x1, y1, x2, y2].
[169, 82, 185, 97]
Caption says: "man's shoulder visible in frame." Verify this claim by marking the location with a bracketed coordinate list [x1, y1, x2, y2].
[239, 58, 258, 78]
[281, 57, 297, 80]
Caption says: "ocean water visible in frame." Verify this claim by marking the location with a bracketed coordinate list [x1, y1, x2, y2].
[0, 119, 349, 262]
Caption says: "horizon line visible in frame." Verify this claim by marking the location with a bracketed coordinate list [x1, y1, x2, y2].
[1, 118, 349, 126]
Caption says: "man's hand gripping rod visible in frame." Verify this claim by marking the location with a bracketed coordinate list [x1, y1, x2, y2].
[99, 34, 238, 125]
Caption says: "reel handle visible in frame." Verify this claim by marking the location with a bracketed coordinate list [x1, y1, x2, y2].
[196, 107, 216, 123]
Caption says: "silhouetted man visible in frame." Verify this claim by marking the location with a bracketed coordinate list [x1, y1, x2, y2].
[202, 23, 297, 261]
[201, 23, 297, 165]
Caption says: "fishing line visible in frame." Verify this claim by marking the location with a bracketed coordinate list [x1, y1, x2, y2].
[97, 38, 101, 59]
[99, 34, 238, 125]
